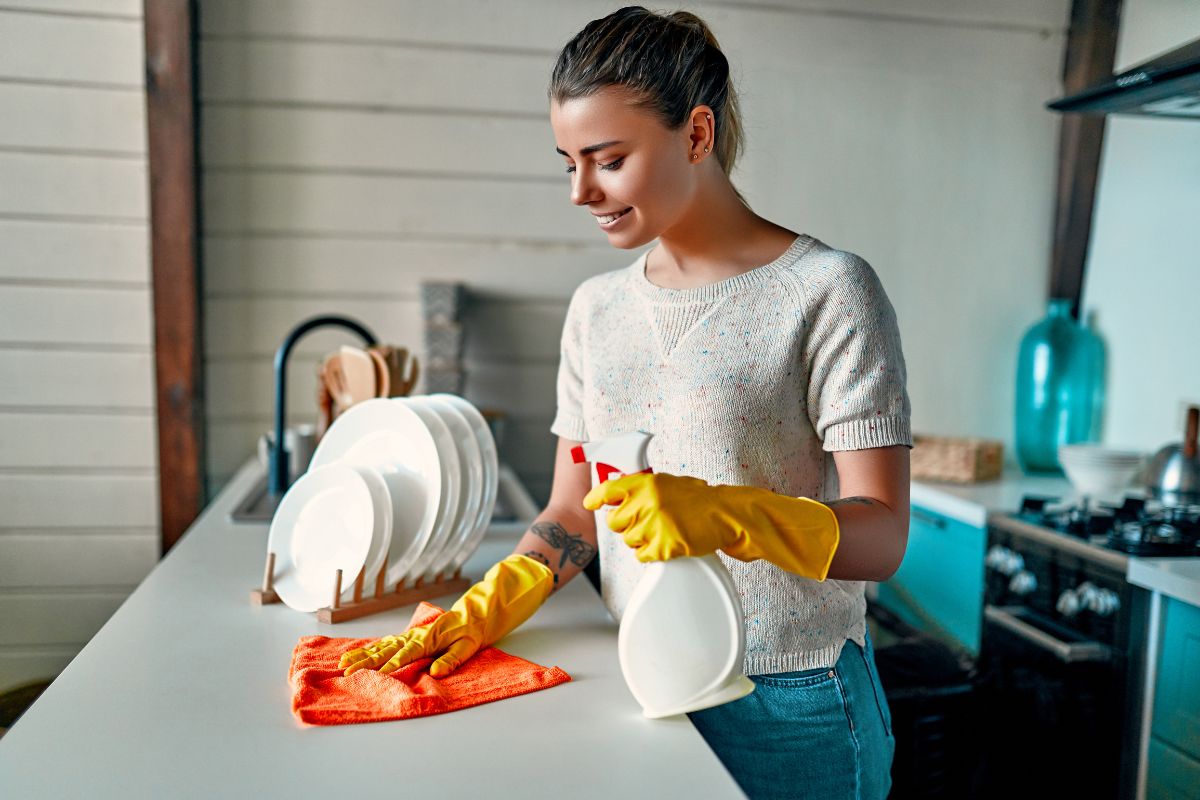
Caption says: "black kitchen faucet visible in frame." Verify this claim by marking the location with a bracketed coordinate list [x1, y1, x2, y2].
[269, 315, 377, 497]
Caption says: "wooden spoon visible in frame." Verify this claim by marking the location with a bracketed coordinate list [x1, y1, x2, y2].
[339, 346, 377, 407]
[366, 346, 390, 398]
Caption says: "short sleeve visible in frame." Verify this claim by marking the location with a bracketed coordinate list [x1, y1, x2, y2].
[803, 253, 912, 452]
[549, 286, 588, 442]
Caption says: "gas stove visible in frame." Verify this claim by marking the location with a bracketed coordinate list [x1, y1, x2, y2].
[1015, 494, 1200, 557]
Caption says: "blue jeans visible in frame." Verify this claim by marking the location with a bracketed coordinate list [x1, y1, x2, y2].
[687, 630, 895, 800]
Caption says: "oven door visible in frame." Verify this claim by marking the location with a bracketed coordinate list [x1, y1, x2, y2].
[975, 604, 1127, 799]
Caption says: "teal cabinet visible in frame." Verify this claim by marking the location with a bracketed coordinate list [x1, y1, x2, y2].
[1148, 595, 1200, 800]
[875, 503, 985, 654]
[1147, 737, 1200, 800]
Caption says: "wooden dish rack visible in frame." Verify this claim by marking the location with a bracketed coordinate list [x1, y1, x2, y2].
[250, 552, 471, 624]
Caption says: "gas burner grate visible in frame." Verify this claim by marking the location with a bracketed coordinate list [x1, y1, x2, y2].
[1016, 494, 1200, 556]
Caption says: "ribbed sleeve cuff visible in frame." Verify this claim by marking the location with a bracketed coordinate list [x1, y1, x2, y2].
[823, 415, 912, 452]
[549, 411, 587, 442]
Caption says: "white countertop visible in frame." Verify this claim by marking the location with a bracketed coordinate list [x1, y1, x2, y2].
[910, 467, 1075, 527]
[0, 460, 745, 799]
[1128, 557, 1200, 607]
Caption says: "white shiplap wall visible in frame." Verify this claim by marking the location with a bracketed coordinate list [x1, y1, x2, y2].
[199, 0, 1072, 502]
[0, 1, 157, 693]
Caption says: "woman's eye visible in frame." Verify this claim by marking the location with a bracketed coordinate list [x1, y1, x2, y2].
[564, 157, 624, 174]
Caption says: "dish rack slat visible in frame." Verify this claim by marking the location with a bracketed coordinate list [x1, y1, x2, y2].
[250, 550, 471, 623]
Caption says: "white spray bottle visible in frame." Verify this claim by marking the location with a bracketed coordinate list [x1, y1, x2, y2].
[572, 431, 755, 718]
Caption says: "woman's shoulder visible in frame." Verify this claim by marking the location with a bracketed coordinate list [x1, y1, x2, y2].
[779, 235, 888, 300]
[567, 252, 643, 302]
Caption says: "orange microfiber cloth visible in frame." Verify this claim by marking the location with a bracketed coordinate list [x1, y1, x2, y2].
[288, 601, 572, 726]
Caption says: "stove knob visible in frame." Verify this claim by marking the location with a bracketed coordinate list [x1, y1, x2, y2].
[1008, 570, 1037, 596]
[1086, 587, 1121, 617]
[986, 545, 1024, 576]
[1057, 589, 1082, 617]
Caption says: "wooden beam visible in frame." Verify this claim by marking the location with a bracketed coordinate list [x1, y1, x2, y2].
[144, 0, 205, 555]
[1049, 0, 1123, 318]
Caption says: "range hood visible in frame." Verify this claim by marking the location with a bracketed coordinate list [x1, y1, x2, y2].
[1047, 36, 1200, 118]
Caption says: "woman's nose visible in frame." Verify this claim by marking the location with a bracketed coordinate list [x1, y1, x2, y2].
[570, 167, 599, 206]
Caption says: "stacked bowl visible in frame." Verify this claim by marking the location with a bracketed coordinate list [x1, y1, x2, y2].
[266, 394, 499, 613]
[1058, 443, 1145, 500]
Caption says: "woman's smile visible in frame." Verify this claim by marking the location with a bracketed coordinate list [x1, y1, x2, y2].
[595, 207, 633, 228]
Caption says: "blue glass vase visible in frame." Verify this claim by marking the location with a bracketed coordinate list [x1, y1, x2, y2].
[1014, 299, 1106, 473]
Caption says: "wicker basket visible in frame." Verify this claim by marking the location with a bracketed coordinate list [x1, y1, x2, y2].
[911, 435, 1004, 484]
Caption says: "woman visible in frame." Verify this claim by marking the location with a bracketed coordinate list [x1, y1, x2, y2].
[341, 7, 911, 798]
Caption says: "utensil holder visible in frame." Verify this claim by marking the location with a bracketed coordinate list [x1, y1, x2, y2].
[250, 551, 470, 623]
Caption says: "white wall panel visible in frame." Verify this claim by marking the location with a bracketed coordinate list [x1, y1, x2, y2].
[202, 236, 608, 300]
[0, 3, 155, 696]
[199, 38, 546, 113]
[0, 413, 155, 469]
[0, 286, 151, 347]
[0, 350, 153, 409]
[0, 83, 145, 154]
[202, 172, 584, 240]
[0, 220, 148, 284]
[0, 532, 156, 589]
[198, 1, 1063, 46]
[3, 1, 140, 15]
[0, 10, 143, 86]
[0, 474, 157, 528]
[0, 152, 147, 219]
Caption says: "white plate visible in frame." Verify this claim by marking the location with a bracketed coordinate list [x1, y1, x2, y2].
[342, 463, 392, 599]
[419, 396, 484, 580]
[396, 397, 461, 584]
[267, 463, 375, 613]
[309, 398, 442, 588]
[433, 393, 499, 575]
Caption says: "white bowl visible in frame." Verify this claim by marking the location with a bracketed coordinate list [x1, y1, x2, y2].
[1058, 445, 1145, 498]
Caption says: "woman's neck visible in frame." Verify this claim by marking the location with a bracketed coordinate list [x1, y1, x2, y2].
[645, 180, 799, 290]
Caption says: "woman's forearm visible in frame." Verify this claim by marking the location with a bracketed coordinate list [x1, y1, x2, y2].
[510, 506, 598, 594]
[823, 496, 909, 582]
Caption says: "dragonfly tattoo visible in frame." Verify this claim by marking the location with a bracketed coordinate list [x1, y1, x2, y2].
[531, 520, 597, 569]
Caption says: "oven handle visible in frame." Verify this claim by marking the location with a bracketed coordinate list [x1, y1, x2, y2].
[983, 605, 1112, 663]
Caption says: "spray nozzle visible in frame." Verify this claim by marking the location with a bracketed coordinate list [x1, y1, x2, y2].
[572, 431, 655, 484]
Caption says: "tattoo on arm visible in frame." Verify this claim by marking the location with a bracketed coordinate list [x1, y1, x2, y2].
[827, 496, 878, 509]
[530, 521, 597, 569]
[522, 550, 560, 590]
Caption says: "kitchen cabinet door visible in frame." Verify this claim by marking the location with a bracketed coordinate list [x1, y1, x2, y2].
[1151, 596, 1200, 760]
[875, 503, 984, 654]
[1147, 736, 1200, 800]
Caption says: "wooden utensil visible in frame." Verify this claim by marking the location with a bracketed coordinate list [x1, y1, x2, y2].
[366, 347, 390, 398]
[386, 346, 420, 397]
[339, 346, 377, 406]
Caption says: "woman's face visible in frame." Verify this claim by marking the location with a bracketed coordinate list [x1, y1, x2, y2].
[551, 87, 700, 249]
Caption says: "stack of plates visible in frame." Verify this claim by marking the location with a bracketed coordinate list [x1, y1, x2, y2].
[1058, 443, 1145, 500]
[267, 394, 499, 613]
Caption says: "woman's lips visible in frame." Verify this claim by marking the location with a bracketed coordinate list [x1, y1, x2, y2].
[596, 207, 632, 227]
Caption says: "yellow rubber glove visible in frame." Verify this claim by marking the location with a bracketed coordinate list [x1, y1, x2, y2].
[583, 473, 840, 580]
[339, 553, 554, 678]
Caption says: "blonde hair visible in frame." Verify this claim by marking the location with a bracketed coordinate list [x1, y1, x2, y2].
[548, 6, 750, 208]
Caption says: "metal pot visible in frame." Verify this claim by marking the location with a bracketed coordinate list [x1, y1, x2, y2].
[1144, 406, 1200, 506]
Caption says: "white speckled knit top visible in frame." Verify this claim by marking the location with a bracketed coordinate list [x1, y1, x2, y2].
[550, 233, 912, 675]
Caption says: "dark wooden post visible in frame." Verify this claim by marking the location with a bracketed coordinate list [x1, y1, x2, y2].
[144, 0, 205, 555]
[1049, 0, 1123, 318]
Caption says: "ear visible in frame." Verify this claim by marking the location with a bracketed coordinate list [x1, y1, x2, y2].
[688, 105, 715, 161]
